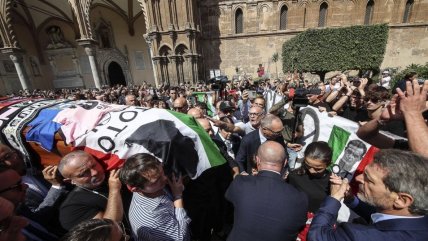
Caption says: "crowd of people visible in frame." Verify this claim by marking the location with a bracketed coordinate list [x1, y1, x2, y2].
[0, 69, 427, 241]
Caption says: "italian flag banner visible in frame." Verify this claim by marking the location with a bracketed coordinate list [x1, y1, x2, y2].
[73, 107, 226, 179]
[298, 106, 380, 181]
[298, 106, 381, 222]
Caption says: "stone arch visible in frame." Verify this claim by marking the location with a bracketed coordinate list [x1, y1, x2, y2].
[97, 48, 132, 86]
[174, 44, 189, 84]
[234, 7, 244, 34]
[318, 2, 329, 27]
[158, 45, 172, 85]
[93, 18, 116, 49]
[159, 44, 173, 56]
[175, 43, 189, 55]
[278, 2, 290, 30]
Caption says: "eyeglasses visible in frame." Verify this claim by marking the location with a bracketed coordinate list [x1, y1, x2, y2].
[0, 180, 25, 194]
[248, 112, 262, 117]
[262, 126, 284, 136]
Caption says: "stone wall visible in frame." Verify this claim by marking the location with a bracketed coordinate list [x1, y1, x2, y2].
[199, 0, 428, 79]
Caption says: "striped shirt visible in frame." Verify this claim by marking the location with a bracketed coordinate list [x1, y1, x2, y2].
[128, 192, 191, 241]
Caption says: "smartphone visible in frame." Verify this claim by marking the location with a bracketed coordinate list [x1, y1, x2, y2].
[247, 90, 257, 99]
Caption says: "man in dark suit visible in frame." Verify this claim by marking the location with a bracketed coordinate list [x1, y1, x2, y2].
[235, 114, 286, 175]
[215, 116, 241, 160]
[225, 141, 308, 241]
[308, 149, 428, 241]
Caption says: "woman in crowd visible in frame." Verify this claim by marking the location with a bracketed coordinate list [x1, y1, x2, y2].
[287, 141, 332, 213]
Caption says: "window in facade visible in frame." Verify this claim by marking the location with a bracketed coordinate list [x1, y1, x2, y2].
[402, 0, 414, 23]
[280, 6, 288, 30]
[318, 3, 328, 27]
[235, 9, 243, 34]
[364, 0, 375, 25]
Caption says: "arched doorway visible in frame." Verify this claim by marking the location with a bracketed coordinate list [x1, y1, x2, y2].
[108, 62, 126, 86]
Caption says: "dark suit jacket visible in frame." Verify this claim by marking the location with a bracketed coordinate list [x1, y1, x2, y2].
[225, 171, 308, 241]
[308, 196, 428, 241]
[214, 132, 241, 156]
[235, 130, 286, 173]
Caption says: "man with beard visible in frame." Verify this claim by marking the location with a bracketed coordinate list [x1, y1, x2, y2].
[308, 149, 428, 241]
[58, 151, 124, 230]
[235, 114, 286, 175]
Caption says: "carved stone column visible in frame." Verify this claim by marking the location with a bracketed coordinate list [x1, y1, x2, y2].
[68, 0, 94, 40]
[9, 53, 30, 90]
[84, 45, 101, 89]
[192, 55, 199, 83]
[152, 57, 162, 87]
[144, 34, 159, 88]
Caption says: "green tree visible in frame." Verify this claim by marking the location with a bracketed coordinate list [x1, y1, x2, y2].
[391, 62, 428, 89]
[272, 52, 279, 78]
[282, 24, 389, 81]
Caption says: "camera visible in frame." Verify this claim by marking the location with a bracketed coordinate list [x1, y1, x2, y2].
[208, 75, 229, 91]
[292, 88, 322, 108]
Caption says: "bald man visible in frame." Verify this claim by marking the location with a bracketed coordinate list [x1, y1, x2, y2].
[173, 97, 189, 113]
[225, 141, 308, 241]
[235, 114, 286, 175]
[187, 108, 203, 119]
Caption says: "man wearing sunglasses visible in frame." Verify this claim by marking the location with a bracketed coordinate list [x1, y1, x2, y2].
[235, 114, 286, 175]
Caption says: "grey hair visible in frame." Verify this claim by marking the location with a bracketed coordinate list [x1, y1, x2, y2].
[373, 149, 428, 215]
[58, 150, 90, 177]
[260, 114, 280, 129]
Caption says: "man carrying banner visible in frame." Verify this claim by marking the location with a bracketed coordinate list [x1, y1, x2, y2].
[308, 149, 428, 241]
[58, 151, 125, 230]
[119, 153, 191, 241]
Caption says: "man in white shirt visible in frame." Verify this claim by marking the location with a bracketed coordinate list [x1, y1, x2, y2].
[119, 153, 191, 241]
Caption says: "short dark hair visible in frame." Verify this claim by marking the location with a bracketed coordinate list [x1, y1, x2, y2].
[346, 139, 367, 157]
[119, 153, 161, 188]
[373, 149, 428, 215]
[365, 86, 390, 103]
[61, 218, 116, 241]
[219, 116, 233, 131]
[404, 71, 417, 81]
[195, 101, 207, 110]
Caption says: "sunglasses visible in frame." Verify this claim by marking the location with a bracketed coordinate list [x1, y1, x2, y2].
[0, 180, 24, 194]
[364, 97, 379, 104]
[263, 127, 284, 136]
